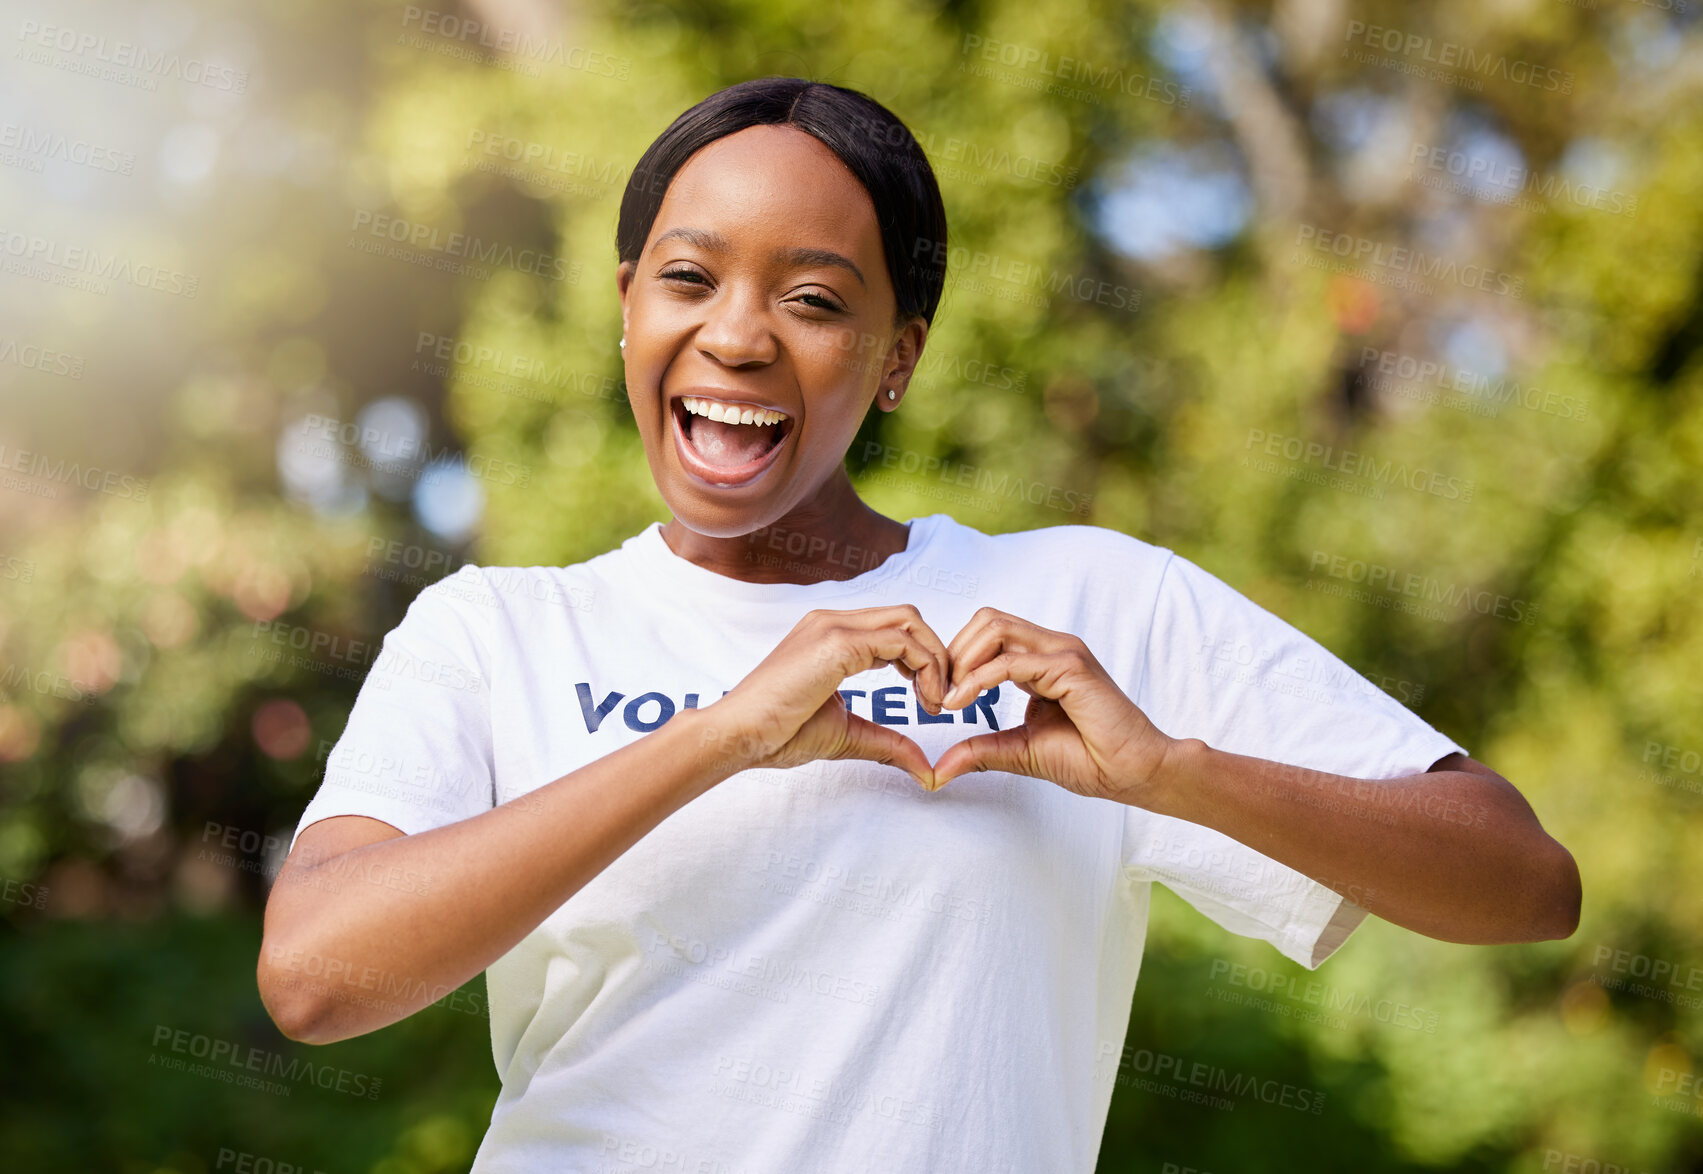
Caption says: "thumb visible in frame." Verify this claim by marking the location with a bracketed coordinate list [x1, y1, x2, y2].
[930, 727, 1034, 790]
[829, 711, 935, 790]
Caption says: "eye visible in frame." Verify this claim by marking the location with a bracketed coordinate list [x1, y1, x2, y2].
[659, 266, 708, 286]
[791, 289, 845, 314]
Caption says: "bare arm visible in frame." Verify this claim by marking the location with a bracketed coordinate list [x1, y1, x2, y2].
[929, 607, 1581, 947]
[1145, 745, 1581, 945]
[257, 604, 950, 1045]
[257, 704, 743, 1044]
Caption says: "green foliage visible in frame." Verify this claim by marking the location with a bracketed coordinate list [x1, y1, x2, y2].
[3, 0, 1702, 1170]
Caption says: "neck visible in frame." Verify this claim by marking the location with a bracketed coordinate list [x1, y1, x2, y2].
[660, 470, 911, 585]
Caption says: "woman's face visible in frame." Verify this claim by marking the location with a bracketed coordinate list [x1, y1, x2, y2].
[617, 123, 927, 538]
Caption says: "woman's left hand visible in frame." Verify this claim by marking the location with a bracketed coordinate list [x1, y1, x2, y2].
[930, 608, 1175, 801]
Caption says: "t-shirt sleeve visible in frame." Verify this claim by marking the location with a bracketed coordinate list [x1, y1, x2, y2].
[1122, 552, 1469, 969]
[288, 572, 498, 852]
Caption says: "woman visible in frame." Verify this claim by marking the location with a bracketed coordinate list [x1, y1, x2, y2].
[259, 77, 1580, 1171]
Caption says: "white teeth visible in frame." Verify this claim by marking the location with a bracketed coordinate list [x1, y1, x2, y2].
[681, 396, 789, 427]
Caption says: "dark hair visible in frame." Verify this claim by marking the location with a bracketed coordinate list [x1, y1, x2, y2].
[616, 77, 948, 326]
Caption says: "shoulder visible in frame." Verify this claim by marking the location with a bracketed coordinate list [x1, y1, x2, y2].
[411, 538, 640, 620]
[931, 515, 1174, 576]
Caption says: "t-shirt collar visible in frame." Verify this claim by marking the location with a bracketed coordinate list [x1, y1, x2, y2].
[620, 514, 945, 604]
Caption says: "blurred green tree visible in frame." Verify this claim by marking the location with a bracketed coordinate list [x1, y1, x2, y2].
[2, 0, 1700, 1170]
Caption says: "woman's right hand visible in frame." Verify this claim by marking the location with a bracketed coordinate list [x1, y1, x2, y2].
[706, 605, 952, 789]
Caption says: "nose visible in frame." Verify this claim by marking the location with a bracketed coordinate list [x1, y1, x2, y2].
[694, 283, 778, 369]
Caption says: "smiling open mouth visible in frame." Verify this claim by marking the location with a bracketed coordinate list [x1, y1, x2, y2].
[671, 394, 795, 486]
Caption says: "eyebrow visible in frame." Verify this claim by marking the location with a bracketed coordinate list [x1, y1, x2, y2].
[651, 226, 865, 288]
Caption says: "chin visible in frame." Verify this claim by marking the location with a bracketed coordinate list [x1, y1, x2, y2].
[657, 492, 785, 539]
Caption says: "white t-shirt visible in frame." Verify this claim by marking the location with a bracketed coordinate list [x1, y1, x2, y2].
[291, 514, 1465, 1173]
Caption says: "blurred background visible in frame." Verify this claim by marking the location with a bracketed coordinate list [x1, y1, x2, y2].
[1, 0, 1700, 1169]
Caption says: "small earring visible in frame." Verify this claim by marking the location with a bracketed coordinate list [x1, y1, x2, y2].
[619, 338, 626, 350]
[886, 388, 896, 401]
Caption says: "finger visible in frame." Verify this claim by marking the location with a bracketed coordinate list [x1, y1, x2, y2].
[945, 610, 1074, 700]
[931, 726, 1034, 789]
[943, 606, 1010, 676]
[829, 711, 935, 790]
[816, 605, 950, 708]
[944, 649, 1075, 711]
[860, 623, 948, 714]
[879, 606, 951, 713]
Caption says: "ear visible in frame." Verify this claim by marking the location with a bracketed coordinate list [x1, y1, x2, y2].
[879, 316, 929, 410]
[616, 261, 635, 339]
